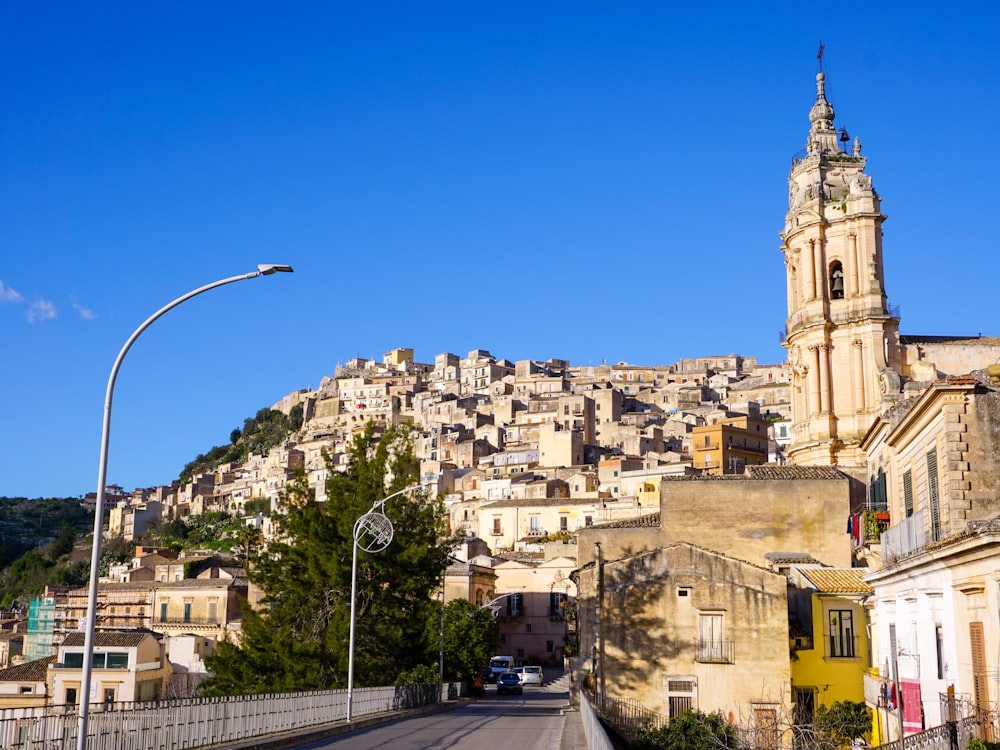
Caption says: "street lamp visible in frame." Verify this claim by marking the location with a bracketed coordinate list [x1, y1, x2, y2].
[346, 482, 431, 721]
[77, 264, 292, 750]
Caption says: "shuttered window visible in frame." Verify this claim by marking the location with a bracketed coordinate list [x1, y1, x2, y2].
[927, 448, 941, 542]
[903, 470, 913, 518]
[970, 622, 993, 740]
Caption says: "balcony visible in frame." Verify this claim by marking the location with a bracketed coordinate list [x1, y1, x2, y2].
[881, 511, 925, 564]
[695, 639, 735, 664]
[156, 616, 222, 627]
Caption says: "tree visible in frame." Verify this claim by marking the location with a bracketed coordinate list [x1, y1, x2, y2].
[430, 598, 499, 681]
[815, 701, 870, 747]
[633, 709, 744, 750]
[201, 423, 454, 695]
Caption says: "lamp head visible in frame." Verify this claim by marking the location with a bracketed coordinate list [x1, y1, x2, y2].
[258, 264, 294, 275]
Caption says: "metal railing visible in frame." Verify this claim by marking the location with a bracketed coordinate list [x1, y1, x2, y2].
[585, 687, 666, 738]
[695, 639, 735, 664]
[881, 511, 925, 564]
[0, 681, 464, 750]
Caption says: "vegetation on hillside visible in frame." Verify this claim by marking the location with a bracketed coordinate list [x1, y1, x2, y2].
[179, 404, 304, 484]
[201, 423, 456, 695]
[0, 497, 95, 607]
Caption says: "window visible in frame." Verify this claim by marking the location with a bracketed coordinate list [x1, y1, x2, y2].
[828, 610, 855, 657]
[927, 448, 941, 542]
[500, 634, 506, 645]
[209, 601, 218, 622]
[829, 261, 845, 300]
[869, 467, 888, 511]
[560, 516, 568, 532]
[106, 652, 128, 669]
[19, 685, 32, 694]
[665, 679, 696, 718]
[903, 470, 914, 517]
[516, 648, 524, 658]
[65, 687, 77, 706]
[183, 602, 192, 624]
[64, 653, 83, 669]
[526, 624, 532, 633]
[492, 517, 502, 535]
[506, 593, 524, 617]
[936, 625, 945, 679]
[160, 602, 167, 622]
[794, 688, 815, 725]
[530, 516, 540, 533]
[550, 592, 568, 616]
[103, 688, 116, 704]
[546, 640, 554, 653]
[585, 516, 593, 527]
[698, 613, 728, 662]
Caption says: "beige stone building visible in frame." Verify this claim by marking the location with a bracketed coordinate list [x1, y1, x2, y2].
[577, 466, 854, 571]
[0, 656, 53, 708]
[50, 631, 170, 707]
[492, 554, 577, 667]
[860, 374, 1000, 740]
[574, 543, 791, 734]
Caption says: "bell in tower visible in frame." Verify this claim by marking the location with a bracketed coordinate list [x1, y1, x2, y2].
[830, 264, 845, 299]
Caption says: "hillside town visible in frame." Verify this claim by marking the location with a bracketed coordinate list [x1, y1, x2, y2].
[2, 68, 1000, 750]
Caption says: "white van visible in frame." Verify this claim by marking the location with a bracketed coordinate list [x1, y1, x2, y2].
[487, 655, 515, 682]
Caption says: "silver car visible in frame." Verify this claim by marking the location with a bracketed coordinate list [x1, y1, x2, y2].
[518, 665, 544, 686]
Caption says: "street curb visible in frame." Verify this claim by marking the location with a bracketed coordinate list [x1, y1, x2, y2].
[209, 697, 474, 750]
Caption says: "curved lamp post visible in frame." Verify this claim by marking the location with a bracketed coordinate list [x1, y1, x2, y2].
[347, 482, 431, 721]
[77, 264, 293, 750]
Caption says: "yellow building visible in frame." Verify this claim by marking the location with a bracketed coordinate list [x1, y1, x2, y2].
[691, 409, 770, 475]
[788, 567, 872, 728]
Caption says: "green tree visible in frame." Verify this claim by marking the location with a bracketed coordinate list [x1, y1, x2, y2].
[633, 709, 744, 750]
[430, 598, 499, 681]
[49, 521, 77, 560]
[815, 701, 870, 747]
[201, 423, 453, 695]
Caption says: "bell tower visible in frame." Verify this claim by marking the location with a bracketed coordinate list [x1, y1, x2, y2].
[782, 72, 901, 468]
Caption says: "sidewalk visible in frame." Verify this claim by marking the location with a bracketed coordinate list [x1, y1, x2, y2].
[560, 707, 586, 750]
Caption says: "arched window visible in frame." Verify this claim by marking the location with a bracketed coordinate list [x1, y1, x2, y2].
[830, 262, 845, 300]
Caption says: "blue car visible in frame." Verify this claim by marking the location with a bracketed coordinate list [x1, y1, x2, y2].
[496, 671, 522, 695]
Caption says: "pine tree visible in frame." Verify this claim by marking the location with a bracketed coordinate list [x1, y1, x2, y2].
[202, 423, 453, 695]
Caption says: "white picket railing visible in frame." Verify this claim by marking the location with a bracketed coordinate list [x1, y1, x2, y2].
[0, 682, 464, 750]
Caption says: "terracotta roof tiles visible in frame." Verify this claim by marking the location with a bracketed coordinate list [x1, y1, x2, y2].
[799, 568, 872, 594]
[0, 656, 55, 682]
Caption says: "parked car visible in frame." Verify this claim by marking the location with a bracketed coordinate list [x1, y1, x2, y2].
[496, 671, 522, 695]
[518, 665, 544, 686]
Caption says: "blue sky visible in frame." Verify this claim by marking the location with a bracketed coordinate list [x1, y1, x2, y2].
[3, 3, 998, 498]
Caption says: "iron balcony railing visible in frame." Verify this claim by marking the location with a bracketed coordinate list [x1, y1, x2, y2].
[881, 510, 925, 564]
[695, 639, 735, 664]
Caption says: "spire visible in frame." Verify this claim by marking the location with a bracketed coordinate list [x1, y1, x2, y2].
[806, 72, 840, 155]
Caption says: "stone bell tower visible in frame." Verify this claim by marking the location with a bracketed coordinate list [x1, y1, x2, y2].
[782, 72, 901, 468]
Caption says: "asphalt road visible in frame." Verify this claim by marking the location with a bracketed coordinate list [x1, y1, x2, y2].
[292, 676, 573, 750]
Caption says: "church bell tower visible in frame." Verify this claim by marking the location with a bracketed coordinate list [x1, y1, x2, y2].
[782, 72, 901, 468]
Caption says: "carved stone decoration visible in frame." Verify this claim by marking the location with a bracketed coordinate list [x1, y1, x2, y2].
[878, 367, 901, 397]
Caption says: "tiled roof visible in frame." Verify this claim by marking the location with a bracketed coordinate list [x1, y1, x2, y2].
[587, 512, 661, 530]
[0, 656, 55, 682]
[485, 497, 595, 509]
[943, 376, 981, 386]
[745, 465, 847, 480]
[62, 631, 154, 648]
[660, 466, 846, 481]
[799, 568, 872, 594]
[899, 335, 1000, 345]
